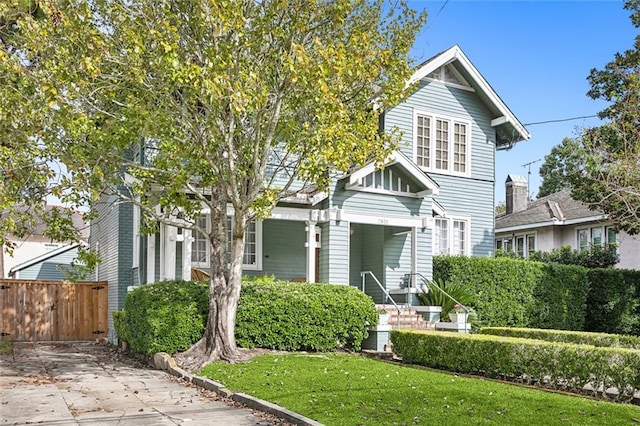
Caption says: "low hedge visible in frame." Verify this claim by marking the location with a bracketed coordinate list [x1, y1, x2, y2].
[113, 280, 377, 355]
[391, 329, 640, 402]
[480, 327, 640, 350]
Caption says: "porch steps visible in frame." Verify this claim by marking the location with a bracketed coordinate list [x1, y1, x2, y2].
[378, 304, 436, 330]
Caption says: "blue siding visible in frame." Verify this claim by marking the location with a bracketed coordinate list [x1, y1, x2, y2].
[16, 246, 88, 281]
[243, 219, 307, 281]
[384, 227, 412, 291]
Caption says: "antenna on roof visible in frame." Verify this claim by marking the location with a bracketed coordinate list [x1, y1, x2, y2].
[521, 159, 541, 203]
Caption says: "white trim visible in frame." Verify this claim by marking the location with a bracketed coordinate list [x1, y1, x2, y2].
[240, 219, 263, 271]
[413, 109, 472, 178]
[132, 204, 140, 269]
[182, 229, 192, 280]
[409, 45, 530, 142]
[344, 184, 422, 198]
[496, 214, 607, 234]
[163, 222, 177, 279]
[338, 210, 427, 228]
[305, 220, 317, 283]
[346, 150, 439, 196]
[433, 215, 471, 256]
[8, 242, 85, 275]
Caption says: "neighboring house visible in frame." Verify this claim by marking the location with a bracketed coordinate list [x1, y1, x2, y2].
[8, 242, 88, 280]
[495, 175, 640, 270]
[1, 207, 89, 279]
[91, 45, 530, 341]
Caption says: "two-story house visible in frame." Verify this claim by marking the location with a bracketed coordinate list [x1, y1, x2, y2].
[91, 45, 530, 341]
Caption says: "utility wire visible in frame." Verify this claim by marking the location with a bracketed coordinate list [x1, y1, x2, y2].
[524, 114, 599, 127]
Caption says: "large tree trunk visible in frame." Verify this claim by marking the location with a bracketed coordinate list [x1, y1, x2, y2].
[177, 192, 247, 369]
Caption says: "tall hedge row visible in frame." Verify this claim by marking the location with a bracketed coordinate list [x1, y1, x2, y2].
[585, 269, 640, 335]
[434, 256, 640, 335]
[113, 280, 377, 355]
[433, 256, 589, 330]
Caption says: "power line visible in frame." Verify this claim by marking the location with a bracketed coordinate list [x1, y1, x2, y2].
[524, 114, 599, 127]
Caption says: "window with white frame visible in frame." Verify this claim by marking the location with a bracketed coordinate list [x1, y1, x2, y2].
[191, 215, 209, 267]
[577, 226, 617, 252]
[434, 217, 469, 256]
[495, 233, 536, 259]
[226, 216, 262, 270]
[191, 215, 262, 270]
[414, 111, 470, 176]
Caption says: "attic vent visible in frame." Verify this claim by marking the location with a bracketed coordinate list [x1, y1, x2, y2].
[426, 65, 470, 88]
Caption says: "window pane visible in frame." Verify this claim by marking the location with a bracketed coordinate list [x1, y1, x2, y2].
[592, 227, 602, 246]
[578, 229, 589, 251]
[527, 235, 536, 258]
[191, 215, 209, 266]
[435, 218, 448, 255]
[516, 236, 525, 257]
[495, 240, 503, 250]
[453, 122, 467, 173]
[435, 120, 449, 170]
[606, 227, 617, 245]
[504, 238, 513, 252]
[416, 115, 430, 167]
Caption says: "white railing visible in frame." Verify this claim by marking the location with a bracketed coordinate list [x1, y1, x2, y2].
[360, 271, 402, 328]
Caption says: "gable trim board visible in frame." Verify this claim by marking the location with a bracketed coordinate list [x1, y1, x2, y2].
[344, 150, 440, 196]
[8, 242, 86, 279]
[497, 215, 607, 234]
[409, 45, 530, 146]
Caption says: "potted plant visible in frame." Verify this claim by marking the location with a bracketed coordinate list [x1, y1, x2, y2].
[377, 308, 391, 326]
[448, 303, 468, 323]
[418, 279, 474, 321]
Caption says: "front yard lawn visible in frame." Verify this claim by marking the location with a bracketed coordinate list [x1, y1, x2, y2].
[199, 353, 640, 425]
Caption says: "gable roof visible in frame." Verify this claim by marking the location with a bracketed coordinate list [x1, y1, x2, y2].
[410, 45, 530, 148]
[496, 190, 605, 232]
[8, 242, 85, 276]
[343, 150, 440, 197]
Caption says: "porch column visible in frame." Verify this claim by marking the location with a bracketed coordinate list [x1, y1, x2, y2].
[146, 233, 155, 284]
[182, 229, 192, 280]
[163, 223, 177, 280]
[411, 227, 418, 287]
[305, 220, 317, 283]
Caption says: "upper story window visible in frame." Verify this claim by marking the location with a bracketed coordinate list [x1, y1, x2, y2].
[414, 110, 470, 177]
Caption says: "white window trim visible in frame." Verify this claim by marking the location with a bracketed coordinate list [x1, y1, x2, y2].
[496, 232, 537, 259]
[577, 225, 616, 252]
[432, 215, 471, 256]
[413, 109, 472, 178]
[191, 215, 210, 269]
[240, 220, 263, 271]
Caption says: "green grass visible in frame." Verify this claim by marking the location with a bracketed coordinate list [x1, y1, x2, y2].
[0, 341, 12, 355]
[200, 353, 640, 425]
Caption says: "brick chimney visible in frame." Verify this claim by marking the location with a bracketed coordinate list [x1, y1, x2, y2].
[505, 174, 528, 214]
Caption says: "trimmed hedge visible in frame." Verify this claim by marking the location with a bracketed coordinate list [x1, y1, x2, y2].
[391, 329, 640, 402]
[585, 268, 640, 335]
[433, 256, 589, 330]
[235, 281, 377, 351]
[113, 280, 208, 355]
[113, 280, 377, 355]
[480, 327, 640, 350]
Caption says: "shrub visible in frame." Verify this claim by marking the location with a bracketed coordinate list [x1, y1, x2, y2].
[113, 280, 209, 355]
[236, 281, 377, 351]
[530, 244, 619, 269]
[417, 279, 474, 317]
[585, 268, 640, 335]
[391, 329, 640, 402]
[114, 279, 377, 355]
[480, 327, 640, 350]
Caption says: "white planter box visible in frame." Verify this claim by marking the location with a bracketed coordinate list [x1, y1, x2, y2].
[414, 306, 442, 322]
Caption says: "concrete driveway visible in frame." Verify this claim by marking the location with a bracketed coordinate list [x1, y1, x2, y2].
[0, 342, 279, 425]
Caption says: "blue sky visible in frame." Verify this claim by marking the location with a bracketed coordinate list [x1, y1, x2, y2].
[407, 0, 637, 204]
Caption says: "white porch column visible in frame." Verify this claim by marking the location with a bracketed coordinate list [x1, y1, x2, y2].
[146, 234, 155, 284]
[182, 229, 192, 280]
[163, 223, 177, 280]
[411, 227, 418, 287]
[305, 220, 317, 283]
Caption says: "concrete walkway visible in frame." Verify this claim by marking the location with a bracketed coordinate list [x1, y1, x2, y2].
[0, 342, 278, 425]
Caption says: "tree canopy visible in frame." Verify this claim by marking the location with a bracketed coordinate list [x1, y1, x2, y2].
[537, 1, 639, 234]
[2, 0, 426, 362]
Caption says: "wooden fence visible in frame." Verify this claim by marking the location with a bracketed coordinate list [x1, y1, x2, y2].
[0, 279, 108, 341]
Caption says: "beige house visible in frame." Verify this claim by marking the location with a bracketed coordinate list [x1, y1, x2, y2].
[495, 175, 640, 270]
